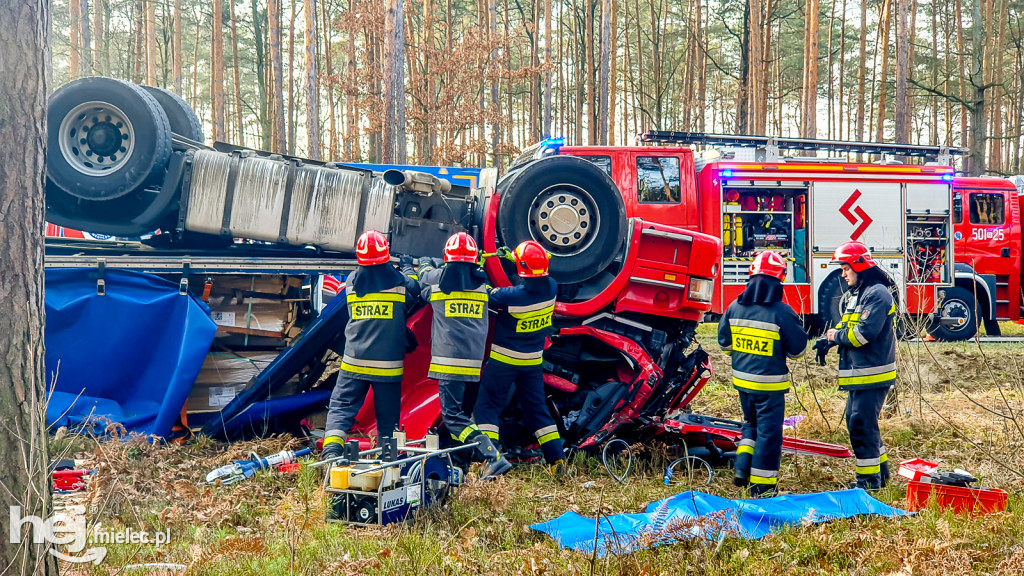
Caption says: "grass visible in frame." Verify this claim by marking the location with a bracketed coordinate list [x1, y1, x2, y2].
[56, 327, 1024, 576]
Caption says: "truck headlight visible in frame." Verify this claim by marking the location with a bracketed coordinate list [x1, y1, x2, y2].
[688, 277, 714, 303]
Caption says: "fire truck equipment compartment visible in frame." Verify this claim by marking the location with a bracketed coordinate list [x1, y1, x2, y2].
[44, 268, 217, 437]
[531, 489, 909, 556]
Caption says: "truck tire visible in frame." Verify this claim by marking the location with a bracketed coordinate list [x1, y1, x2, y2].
[497, 155, 626, 284]
[927, 286, 978, 341]
[48, 77, 172, 201]
[817, 271, 848, 331]
[140, 85, 204, 142]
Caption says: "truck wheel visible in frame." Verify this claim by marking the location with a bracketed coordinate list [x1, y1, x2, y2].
[927, 286, 978, 341]
[817, 271, 848, 331]
[140, 85, 204, 142]
[497, 155, 626, 284]
[48, 77, 171, 201]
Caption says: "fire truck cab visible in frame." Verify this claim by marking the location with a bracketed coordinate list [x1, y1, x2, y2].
[549, 133, 960, 333]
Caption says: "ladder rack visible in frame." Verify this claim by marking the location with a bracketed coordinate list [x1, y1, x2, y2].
[640, 131, 966, 164]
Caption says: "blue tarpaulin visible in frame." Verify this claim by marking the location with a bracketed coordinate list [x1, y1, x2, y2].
[531, 489, 910, 556]
[45, 268, 218, 437]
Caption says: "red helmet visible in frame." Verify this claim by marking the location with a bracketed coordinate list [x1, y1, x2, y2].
[443, 232, 479, 263]
[831, 241, 876, 272]
[514, 240, 550, 277]
[749, 251, 787, 281]
[356, 230, 390, 265]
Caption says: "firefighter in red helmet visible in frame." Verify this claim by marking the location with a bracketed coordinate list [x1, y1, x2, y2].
[717, 250, 807, 496]
[321, 230, 420, 461]
[473, 240, 564, 477]
[823, 241, 897, 490]
[401, 231, 511, 478]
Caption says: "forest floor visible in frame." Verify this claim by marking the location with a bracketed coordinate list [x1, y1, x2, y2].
[51, 324, 1024, 576]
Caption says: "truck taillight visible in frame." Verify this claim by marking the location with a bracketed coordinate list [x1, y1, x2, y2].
[688, 277, 714, 302]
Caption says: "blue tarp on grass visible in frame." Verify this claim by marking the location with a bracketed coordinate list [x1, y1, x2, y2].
[531, 489, 910, 556]
[45, 268, 218, 437]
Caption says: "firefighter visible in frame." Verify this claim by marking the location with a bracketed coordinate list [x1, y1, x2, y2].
[403, 231, 511, 478]
[717, 250, 807, 496]
[827, 241, 897, 490]
[321, 230, 420, 461]
[473, 240, 564, 476]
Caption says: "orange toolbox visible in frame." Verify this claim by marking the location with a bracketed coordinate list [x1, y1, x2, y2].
[905, 480, 1008, 516]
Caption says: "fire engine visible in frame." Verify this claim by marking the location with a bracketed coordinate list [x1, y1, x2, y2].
[536, 132, 971, 338]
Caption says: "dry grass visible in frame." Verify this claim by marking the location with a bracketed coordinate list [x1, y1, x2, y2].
[54, 327, 1024, 576]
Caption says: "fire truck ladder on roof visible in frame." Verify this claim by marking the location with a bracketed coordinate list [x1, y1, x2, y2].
[639, 131, 967, 165]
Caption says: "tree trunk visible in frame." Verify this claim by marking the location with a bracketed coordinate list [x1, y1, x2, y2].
[894, 0, 908, 143]
[836, 0, 845, 139]
[954, 0, 968, 147]
[598, 0, 611, 144]
[748, 0, 764, 134]
[322, 0, 336, 159]
[70, 0, 82, 78]
[875, 0, 891, 141]
[93, 0, 106, 75]
[697, 0, 706, 131]
[737, 0, 750, 133]
[269, 0, 286, 153]
[0, 2, 55, 575]
[212, 0, 226, 141]
[382, 0, 407, 163]
[608, 0, 617, 143]
[801, 0, 819, 140]
[855, 0, 867, 142]
[968, 0, 985, 175]
[305, 0, 321, 159]
[586, 0, 595, 143]
[230, 0, 245, 146]
[173, 0, 183, 94]
[543, 0, 553, 138]
[81, 0, 91, 75]
[287, 0, 297, 155]
[145, 0, 157, 85]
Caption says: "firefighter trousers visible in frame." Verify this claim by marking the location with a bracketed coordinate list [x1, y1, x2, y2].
[845, 386, 891, 489]
[438, 379, 481, 444]
[474, 361, 565, 465]
[735, 391, 785, 495]
[324, 376, 401, 441]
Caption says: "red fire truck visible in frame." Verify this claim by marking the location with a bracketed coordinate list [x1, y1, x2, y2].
[530, 132, 963, 336]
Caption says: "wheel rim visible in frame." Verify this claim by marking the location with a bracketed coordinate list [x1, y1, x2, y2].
[940, 298, 971, 332]
[58, 101, 136, 177]
[529, 185, 599, 256]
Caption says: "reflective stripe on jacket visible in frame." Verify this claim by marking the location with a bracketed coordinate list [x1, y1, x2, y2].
[833, 282, 897, 390]
[417, 265, 490, 381]
[489, 277, 557, 366]
[717, 300, 807, 394]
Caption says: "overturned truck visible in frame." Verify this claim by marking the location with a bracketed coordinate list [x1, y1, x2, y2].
[46, 77, 848, 460]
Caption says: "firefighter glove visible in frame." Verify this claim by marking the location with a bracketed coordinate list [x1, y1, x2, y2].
[812, 337, 832, 366]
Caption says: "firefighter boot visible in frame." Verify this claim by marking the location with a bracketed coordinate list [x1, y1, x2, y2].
[880, 460, 891, 488]
[749, 483, 778, 498]
[474, 435, 512, 479]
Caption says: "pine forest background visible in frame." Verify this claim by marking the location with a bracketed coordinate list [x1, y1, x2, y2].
[53, 0, 1024, 176]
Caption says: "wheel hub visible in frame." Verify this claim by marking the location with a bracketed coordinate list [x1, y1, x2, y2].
[530, 186, 596, 255]
[941, 300, 969, 329]
[58, 101, 135, 177]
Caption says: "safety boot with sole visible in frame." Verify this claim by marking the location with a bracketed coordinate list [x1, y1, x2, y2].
[474, 435, 512, 479]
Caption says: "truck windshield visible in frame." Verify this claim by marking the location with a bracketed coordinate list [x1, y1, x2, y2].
[636, 156, 680, 203]
[575, 155, 612, 176]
